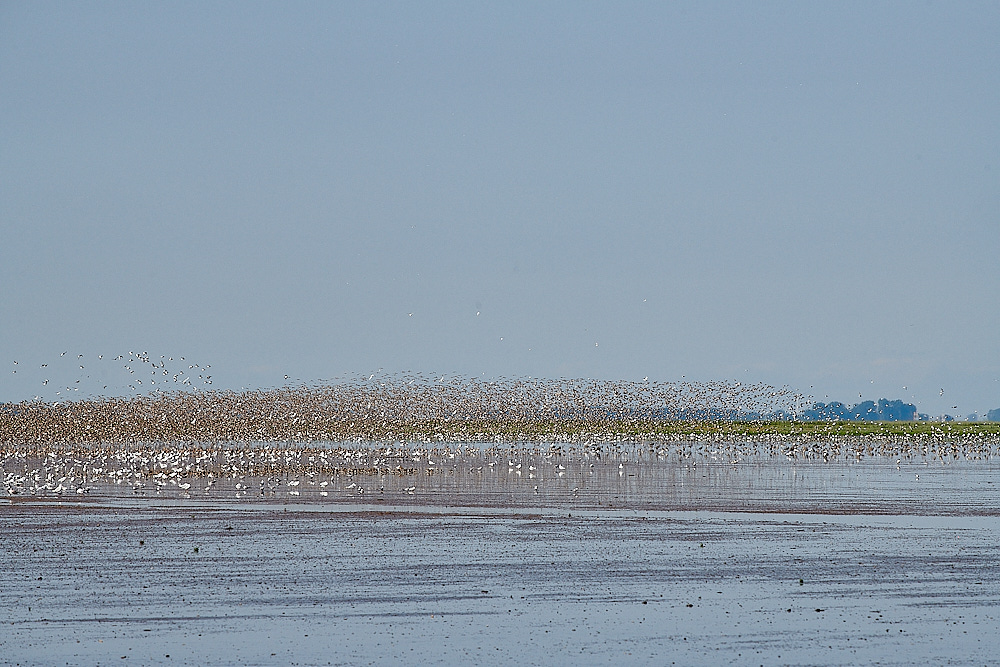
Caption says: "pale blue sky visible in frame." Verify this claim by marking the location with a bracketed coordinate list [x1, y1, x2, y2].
[2, 2, 998, 415]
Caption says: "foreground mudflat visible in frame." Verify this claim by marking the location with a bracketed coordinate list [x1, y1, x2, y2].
[3, 495, 999, 666]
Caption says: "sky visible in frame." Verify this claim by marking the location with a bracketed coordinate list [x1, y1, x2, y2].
[1, 2, 998, 416]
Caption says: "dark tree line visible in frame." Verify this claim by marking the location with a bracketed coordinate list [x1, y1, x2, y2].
[801, 399, 918, 422]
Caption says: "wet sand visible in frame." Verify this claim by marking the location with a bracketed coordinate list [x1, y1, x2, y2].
[3, 455, 1000, 665]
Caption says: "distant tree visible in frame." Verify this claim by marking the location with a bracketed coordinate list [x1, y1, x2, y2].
[851, 401, 878, 421]
[877, 399, 917, 421]
[987, 408, 1000, 422]
[801, 398, 915, 421]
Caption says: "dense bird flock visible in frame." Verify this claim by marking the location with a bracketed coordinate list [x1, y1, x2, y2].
[3, 374, 999, 500]
[2, 373, 998, 448]
[1, 374, 813, 445]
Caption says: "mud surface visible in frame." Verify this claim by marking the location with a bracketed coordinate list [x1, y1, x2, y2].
[4, 469, 1000, 665]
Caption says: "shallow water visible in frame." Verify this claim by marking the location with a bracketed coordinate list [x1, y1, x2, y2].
[3, 454, 999, 665]
[8, 456, 1000, 516]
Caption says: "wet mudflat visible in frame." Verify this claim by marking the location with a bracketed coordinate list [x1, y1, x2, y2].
[3, 461, 1000, 667]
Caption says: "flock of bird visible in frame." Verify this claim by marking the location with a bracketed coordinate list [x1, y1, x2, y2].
[2, 369, 999, 500]
[6, 351, 213, 399]
[0, 372, 814, 445]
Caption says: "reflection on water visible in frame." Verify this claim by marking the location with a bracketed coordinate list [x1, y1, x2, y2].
[5, 442, 999, 515]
